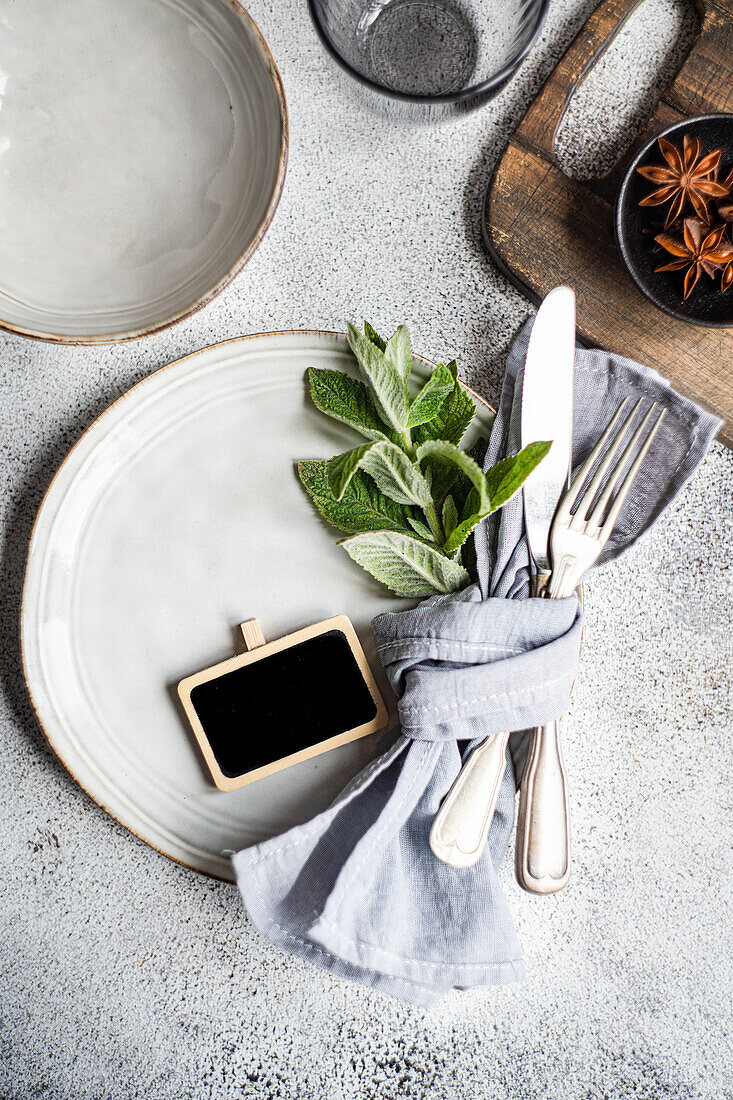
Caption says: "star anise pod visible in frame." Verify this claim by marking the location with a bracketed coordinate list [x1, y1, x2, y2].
[654, 218, 733, 298]
[638, 135, 729, 227]
[716, 167, 733, 223]
[718, 224, 733, 291]
[722, 259, 733, 291]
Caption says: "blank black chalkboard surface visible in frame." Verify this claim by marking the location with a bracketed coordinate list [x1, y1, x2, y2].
[177, 617, 390, 791]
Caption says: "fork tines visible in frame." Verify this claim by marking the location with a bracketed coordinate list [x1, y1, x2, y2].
[562, 398, 666, 538]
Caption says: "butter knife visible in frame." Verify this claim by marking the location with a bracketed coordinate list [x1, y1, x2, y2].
[429, 287, 576, 870]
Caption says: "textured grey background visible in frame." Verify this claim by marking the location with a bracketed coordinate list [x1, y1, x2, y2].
[1, 0, 731, 1096]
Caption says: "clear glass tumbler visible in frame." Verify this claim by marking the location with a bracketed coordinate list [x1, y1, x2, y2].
[309, 0, 550, 121]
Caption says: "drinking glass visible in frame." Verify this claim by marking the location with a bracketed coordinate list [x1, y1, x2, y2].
[309, 0, 550, 120]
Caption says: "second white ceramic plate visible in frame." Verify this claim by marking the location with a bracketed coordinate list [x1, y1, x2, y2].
[0, 0, 287, 342]
[21, 332, 494, 879]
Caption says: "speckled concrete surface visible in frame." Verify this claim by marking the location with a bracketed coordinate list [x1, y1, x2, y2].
[1, 0, 731, 1096]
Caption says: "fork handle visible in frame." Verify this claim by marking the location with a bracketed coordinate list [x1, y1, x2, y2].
[515, 717, 571, 893]
[429, 732, 511, 867]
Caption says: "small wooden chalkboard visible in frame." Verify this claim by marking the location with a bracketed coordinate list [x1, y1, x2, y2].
[177, 616, 389, 792]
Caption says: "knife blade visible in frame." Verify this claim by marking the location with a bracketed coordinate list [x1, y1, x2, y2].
[428, 287, 577, 870]
[521, 286, 576, 573]
[516, 286, 576, 895]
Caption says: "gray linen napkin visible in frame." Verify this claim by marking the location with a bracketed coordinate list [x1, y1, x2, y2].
[233, 318, 721, 1006]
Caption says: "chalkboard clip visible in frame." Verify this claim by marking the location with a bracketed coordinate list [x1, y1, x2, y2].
[240, 619, 266, 651]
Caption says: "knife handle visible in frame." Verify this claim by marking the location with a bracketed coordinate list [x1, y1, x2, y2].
[429, 732, 511, 867]
[515, 717, 571, 894]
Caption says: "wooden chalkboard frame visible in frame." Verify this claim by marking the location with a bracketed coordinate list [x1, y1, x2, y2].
[483, 0, 733, 448]
[177, 616, 389, 792]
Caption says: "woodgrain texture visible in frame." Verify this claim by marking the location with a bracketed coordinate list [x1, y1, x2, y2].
[240, 618, 267, 651]
[483, 0, 733, 447]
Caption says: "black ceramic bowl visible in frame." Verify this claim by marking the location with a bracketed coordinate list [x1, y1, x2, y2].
[616, 113, 733, 328]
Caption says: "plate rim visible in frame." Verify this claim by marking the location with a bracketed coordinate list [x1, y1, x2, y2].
[20, 329, 496, 879]
[0, 0, 289, 347]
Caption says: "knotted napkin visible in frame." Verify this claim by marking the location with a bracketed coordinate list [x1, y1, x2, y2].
[233, 318, 721, 1005]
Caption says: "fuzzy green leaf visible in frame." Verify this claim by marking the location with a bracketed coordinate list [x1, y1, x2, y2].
[443, 510, 487, 554]
[416, 439, 489, 511]
[465, 436, 489, 474]
[385, 325, 412, 385]
[441, 440, 552, 554]
[340, 531, 470, 597]
[327, 442, 377, 500]
[327, 440, 433, 506]
[360, 442, 433, 507]
[407, 364, 455, 428]
[461, 486, 481, 518]
[418, 454, 457, 504]
[407, 515, 436, 543]
[450, 438, 489, 516]
[298, 461, 414, 536]
[442, 494, 458, 538]
[485, 440, 552, 511]
[442, 486, 489, 554]
[347, 322, 408, 434]
[413, 365, 478, 499]
[363, 321, 387, 352]
[413, 362, 475, 446]
[307, 368, 388, 442]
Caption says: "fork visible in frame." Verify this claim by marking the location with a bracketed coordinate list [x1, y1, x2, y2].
[429, 397, 666, 874]
[515, 396, 666, 893]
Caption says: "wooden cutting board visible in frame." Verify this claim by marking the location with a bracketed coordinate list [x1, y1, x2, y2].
[483, 0, 733, 448]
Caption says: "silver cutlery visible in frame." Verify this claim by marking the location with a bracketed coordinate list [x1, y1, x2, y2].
[515, 396, 666, 892]
[429, 286, 576, 868]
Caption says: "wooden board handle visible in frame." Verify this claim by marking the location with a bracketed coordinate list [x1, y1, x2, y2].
[518, 0, 658, 161]
[515, 0, 729, 172]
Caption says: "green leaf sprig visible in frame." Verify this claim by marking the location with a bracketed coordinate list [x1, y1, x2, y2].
[298, 322, 551, 597]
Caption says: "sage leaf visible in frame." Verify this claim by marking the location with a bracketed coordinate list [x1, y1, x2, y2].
[413, 362, 475, 446]
[327, 440, 433, 506]
[450, 439, 488, 516]
[442, 494, 458, 538]
[340, 531, 471, 597]
[298, 460, 414, 535]
[347, 322, 408, 434]
[417, 453, 457, 504]
[327, 442, 377, 500]
[466, 436, 489, 474]
[443, 510, 487, 554]
[407, 515, 436, 543]
[485, 440, 552, 511]
[364, 321, 386, 352]
[361, 441, 433, 506]
[385, 325, 412, 384]
[461, 486, 481, 519]
[413, 366, 477, 499]
[416, 439, 489, 511]
[406, 364, 455, 428]
[299, 322, 500, 599]
[442, 486, 489, 554]
[442, 440, 552, 554]
[307, 368, 389, 442]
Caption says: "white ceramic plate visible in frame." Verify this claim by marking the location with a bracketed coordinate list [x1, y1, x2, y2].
[21, 332, 494, 879]
[0, 0, 287, 343]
